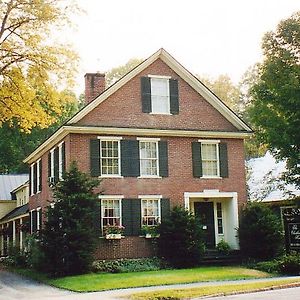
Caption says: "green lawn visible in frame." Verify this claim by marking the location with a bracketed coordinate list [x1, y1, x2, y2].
[44, 266, 271, 292]
[130, 278, 300, 300]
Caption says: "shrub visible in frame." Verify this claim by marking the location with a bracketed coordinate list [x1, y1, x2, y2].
[40, 162, 100, 277]
[277, 252, 300, 275]
[92, 257, 166, 273]
[216, 239, 231, 255]
[255, 260, 280, 274]
[157, 206, 205, 268]
[238, 202, 283, 260]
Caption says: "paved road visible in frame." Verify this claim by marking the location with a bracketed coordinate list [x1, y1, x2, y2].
[1, 269, 300, 300]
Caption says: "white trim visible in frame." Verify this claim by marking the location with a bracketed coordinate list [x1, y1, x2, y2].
[12, 220, 16, 246]
[99, 195, 124, 199]
[140, 197, 161, 226]
[36, 207, 41, 231]
[58, 143, 63, 180]
[100, 198, 123, 234]
[138, 195, 162, 199]
[137, 137, 161, 141]
[24, 125, 251, 164]
[148, 75, 171, 79]
[97, 136, 123, 140]
[139, 140, 160, 177]
[201, 142, 220, 177]
[198, 139, 220, 143]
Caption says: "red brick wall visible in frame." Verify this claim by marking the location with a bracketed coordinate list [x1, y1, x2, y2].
[76, 59, 238, 132]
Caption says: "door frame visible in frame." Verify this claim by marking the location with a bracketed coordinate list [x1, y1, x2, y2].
[184, 190, 239, 249]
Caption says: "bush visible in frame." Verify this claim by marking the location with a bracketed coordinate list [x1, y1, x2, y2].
[92, 257, 166, 273]
[7, 244, 27, 267]
[277, 252, 300, 275]
[255, 260, 280, 274]
[157, 206, 205, 268]
[238, 202, 283, 260]
[216, 239, 231, 255]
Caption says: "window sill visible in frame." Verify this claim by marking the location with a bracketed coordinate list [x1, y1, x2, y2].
[99, 175, 123, 179]
[149, 112, 172, 115]
[200, 176, 222, 179]
[138, 176, 162, 179]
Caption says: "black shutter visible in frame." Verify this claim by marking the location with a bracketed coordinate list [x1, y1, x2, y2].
[141, 77, 152, 113]
[192, 142, 202, 177]
[29, 166, 32, 196]
[169, 79, 179, 115]
[161, 198, 170, 222]
[158, 141, 168, 177]
[61, 142, 66, 174]
[38, 208, 42, 230]
[94, 201, 101, 237]
[122, 199, 141, 236]
[121, 140, 140, 177]
[33, 163, 37, 194]
[32, 210, 37, 233]
[48, 152, 51, 179]
[122, 199, 133, 236]
[38, 160, 42, 191]
[131, 199, 141, 236]
[90, 139, 100, 177]
[54, 147, 59, 183]
[219, 143, 229, 178]
[29, 211, 32, 233]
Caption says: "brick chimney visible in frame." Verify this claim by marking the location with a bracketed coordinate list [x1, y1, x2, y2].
[84, 72, 105, 105]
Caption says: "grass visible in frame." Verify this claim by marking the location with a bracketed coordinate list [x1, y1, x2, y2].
[130, 278, 300, 300]
[43, 266, 271, 292]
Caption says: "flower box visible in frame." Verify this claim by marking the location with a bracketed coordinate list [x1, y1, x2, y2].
[106, 233, 122, 240]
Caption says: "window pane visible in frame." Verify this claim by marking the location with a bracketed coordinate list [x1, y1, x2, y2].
[151, 78, 170, 114]
[101, 140, 119, 175]
[140, 142, 158, 176]
[141, 199, 160, 226]
[201, 143, 219, 176]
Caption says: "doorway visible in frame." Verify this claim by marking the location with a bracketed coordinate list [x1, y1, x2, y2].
[194, 202, 216, 248]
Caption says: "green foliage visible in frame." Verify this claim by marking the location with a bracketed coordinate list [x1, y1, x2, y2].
[157, 206, 205, 268]
[277, 252, 300, 275]
[255, 260, 280, 274]
[216, 239, 231, 255]
[238, 202, 283, 260]
[40, 163, 100, 277]
[25, 234, 45, 270]
[92, 257, 165, 273]
[248, 12, 300, 187]
[141, 225, 159, 236]
[105, 58, 143, 87]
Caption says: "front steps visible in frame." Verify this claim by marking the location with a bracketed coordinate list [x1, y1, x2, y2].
[202, 249, 242, 265]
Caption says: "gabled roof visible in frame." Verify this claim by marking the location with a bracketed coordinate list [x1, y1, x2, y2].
[0, 174, 29, 200]
[68, 48, 252, 132]
[0, 203, 29, 222]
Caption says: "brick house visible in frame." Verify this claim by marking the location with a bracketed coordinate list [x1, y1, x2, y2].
[24, 49, 252, 259]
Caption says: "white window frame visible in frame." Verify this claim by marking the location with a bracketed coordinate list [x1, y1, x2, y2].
[36, 207, 41, 231]
[100, 196, 123, 234]
[30, 209, 34, 233]
[138, 138, 160, 178]
[199, 139, 221, 178]
[49, 149, 55, 180]
[139, 195, 161, 226]
[216, 202, 224, 235]
[98, 137, 122, 178]
[30, 164, 34, 196]
[36, 159, 41, 193]
[58, 142, 63, 180]
[149, 76, 171, 115]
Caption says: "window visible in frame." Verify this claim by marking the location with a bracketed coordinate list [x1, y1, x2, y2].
[30, 159, 42, 195]
[139, 141, 159, 176]
[100, 140, 120, 176]
[58, 143, 64, 180]
[141, 199, 160, 226]
[48, 141, 65, 183]
[151, 77, 170, 114]
[217, 202, 223, 235]
[101, 199, 121, 227]
[201, 142, 220, 177]
[141, 76, 179, 115]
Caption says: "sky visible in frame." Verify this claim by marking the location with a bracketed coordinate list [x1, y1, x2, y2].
[66, 0, 299, 93]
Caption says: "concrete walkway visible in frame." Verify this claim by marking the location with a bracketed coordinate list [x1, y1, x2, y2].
[0, 269, 300, 300]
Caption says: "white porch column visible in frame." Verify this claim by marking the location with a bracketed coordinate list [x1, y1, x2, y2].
[184, 193, 190, 210]
[12, 220, 16, 246]
[0, 225, 3, 256]
[20, 219, 23, 250]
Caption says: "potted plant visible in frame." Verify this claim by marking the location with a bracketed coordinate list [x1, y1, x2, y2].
[141, 225, 158, 238]
[104, 224, 125, 239]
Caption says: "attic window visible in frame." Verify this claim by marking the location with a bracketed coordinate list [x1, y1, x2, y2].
[141, 76, 179, 115]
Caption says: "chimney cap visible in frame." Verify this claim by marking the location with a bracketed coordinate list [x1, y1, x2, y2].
[84, 72, 105, 77]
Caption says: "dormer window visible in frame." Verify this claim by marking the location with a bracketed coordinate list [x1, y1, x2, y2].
[141, 76, 179, 115]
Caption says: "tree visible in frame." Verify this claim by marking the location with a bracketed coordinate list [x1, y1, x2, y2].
[238, 202, 283, 260]
[0, 0, 79, 131]
[198, 74, 241, 113]
[40, 163, 100, 276]
[0, 90, 79, 173]
[157, 206, 205, 268]
[105, 58, 143, 87]
[248, 12, 300, 187]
